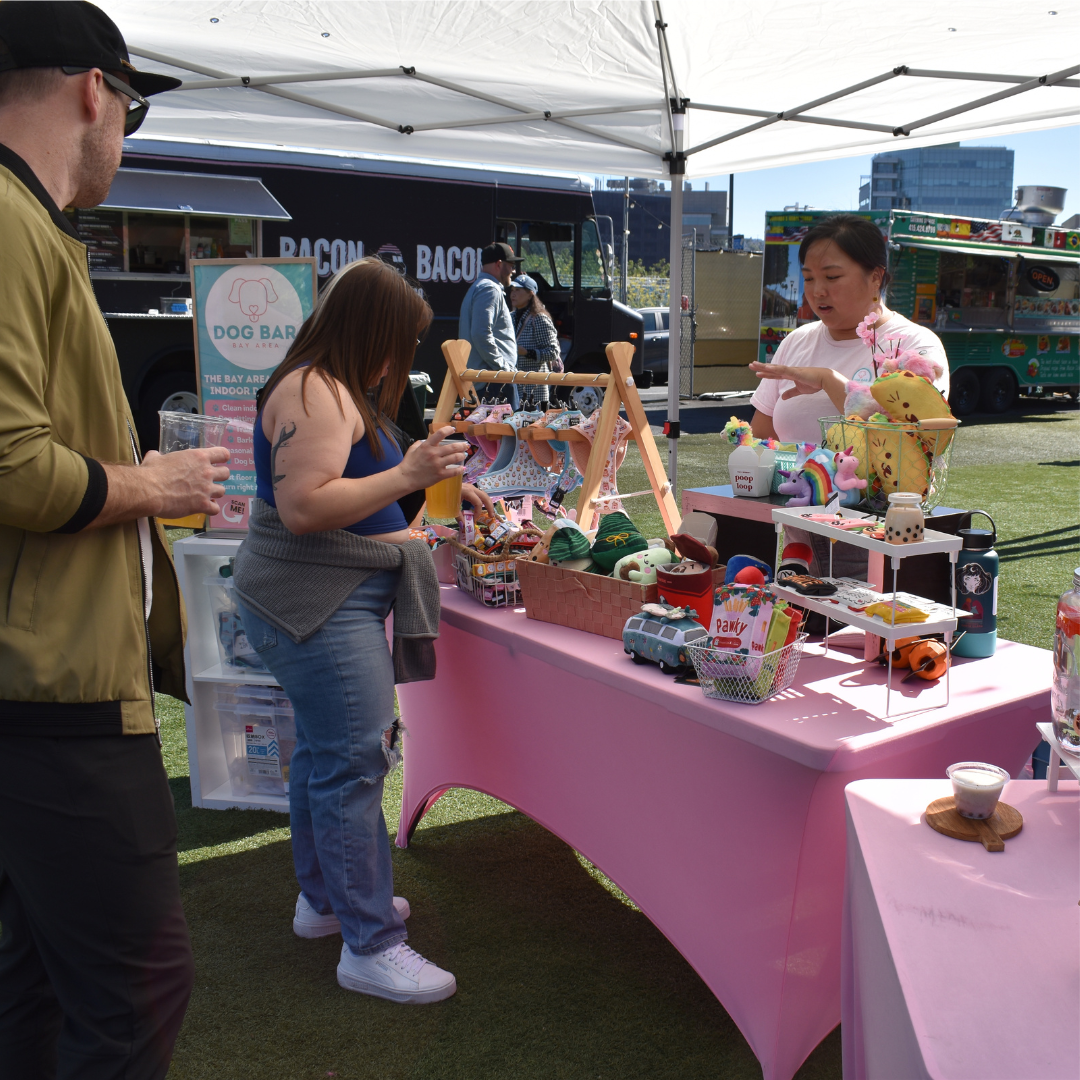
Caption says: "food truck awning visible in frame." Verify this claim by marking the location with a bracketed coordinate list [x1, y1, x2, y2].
[100, 168, 292, 220]
[98, 0, 1079, 484]
[896, 239, 1080, 263]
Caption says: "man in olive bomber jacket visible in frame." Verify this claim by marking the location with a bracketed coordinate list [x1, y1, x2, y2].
[0, 4, 231, 1077]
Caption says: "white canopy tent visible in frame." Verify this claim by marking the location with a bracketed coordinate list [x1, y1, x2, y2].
[102, 0, 1080, 484]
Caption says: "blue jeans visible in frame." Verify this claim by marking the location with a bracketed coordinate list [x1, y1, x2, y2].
[237, 569, 407, 956]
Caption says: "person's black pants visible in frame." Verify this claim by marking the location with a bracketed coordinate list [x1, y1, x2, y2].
[0, 734, 194, 1080]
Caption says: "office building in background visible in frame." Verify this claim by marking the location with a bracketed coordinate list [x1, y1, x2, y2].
[593, 180, 728, 269]
[858, 144, 1014, 220]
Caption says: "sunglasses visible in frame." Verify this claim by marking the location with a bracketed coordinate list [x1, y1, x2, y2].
[62, 67, 150, 135]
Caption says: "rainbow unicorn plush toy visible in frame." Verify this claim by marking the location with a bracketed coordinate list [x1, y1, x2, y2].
[778, 446, 846, 507]
[800, 457, 835, 505]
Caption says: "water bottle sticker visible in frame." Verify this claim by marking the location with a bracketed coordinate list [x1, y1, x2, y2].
[958, 562, 993, 596]
[991, 575, 998, 617]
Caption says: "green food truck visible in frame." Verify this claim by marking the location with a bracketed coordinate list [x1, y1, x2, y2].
[759, 209, 1079, 415]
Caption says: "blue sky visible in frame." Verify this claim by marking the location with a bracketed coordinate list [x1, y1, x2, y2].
[603, 125, 1079, 240]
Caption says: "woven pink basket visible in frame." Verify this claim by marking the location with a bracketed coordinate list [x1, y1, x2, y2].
[516, 560, 726, 640]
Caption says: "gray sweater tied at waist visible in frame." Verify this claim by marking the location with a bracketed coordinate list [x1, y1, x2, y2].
[233, 498, 440, 684]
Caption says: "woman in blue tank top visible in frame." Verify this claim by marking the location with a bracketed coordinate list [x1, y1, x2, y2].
[234, 258, 490, 1005]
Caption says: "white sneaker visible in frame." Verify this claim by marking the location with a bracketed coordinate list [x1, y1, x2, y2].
[293, 892, 411, 938]
[336, 941, 457, 1003]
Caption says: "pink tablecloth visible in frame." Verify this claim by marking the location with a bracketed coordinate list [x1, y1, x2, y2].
[397, 588, 1051, 1080]
[842, 779, 1080, 1080]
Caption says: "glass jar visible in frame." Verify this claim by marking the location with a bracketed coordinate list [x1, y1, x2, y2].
[1051, 568, 1080, 752]
[884, 492, 925, 545]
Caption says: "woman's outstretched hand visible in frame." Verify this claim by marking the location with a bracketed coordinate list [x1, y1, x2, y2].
[748, 362, 848, 412]
[400, 425, 467, 491]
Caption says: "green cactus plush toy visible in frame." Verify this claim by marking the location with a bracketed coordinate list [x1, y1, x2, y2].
[589, 511, 649, 573]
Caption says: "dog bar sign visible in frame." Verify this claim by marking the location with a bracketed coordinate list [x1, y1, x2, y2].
[191, 258, 317, 530]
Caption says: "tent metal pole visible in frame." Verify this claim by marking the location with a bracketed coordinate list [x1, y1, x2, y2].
[131, 46, 229, 79]
[903, 67, 1080, 88]
[666, 174, 683, 489]
[691, 101, 893, 131]
[177, 68, 404, 89]
[895, 62, 1080, 134]
[652, 1, 678, 154]
[404, 70, 660, 150]
[407, 100, 664, 132]
[685, 68, 904, 156]
[258, 85, 401, 130]
[727, 174, 734, 248]
[621, 177, 629, 307]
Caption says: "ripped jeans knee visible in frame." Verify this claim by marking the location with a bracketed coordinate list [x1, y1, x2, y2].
[380, 718, 404, 775]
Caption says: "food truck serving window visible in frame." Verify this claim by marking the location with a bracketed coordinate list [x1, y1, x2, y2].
[937, 252, 1011, 328]
[66, 168, 291, 279]
[99, 168, 290, 220]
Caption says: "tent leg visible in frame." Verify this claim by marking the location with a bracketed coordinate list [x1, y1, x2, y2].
[667, 177, 683, 488]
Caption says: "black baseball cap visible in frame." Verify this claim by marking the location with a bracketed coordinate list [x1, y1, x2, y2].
[481, 242, 523, 265]
[0, 1, 181, 97]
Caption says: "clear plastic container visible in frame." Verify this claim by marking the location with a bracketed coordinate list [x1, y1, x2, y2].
[1051, 568, 1080, 752]
[216, 695, 297, 798]
[884, 492, 925, 545]
[159, 411, 229, 453]
[205, 565, 269, 673]
[946, 761, 1008, 820]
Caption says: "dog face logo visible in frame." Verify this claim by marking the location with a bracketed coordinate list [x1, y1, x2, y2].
[228, 278, 279, 322]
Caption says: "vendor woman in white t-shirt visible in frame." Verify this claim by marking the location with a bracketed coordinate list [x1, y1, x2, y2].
[749, 214, 949, 444]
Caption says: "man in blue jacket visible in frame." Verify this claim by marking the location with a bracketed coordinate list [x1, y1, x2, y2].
[458, 242, 522, 406]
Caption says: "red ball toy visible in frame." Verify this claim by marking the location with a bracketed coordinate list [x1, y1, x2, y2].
[733, 566, 766, 586]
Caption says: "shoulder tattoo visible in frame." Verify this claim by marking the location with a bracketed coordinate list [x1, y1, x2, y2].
[271, 421, 297, 489]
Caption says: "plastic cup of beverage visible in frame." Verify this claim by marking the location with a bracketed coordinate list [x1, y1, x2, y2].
[159, 411, 229, 453]
[425, 472, 463, 521]
[946, 762, 1009, 819]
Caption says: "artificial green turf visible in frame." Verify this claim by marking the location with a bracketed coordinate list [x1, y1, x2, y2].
[163, 692, 842, 1080]
[163, 400, 1076, 1079]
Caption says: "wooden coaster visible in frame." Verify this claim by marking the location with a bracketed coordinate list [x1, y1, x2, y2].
[925, 796, 1023, 852]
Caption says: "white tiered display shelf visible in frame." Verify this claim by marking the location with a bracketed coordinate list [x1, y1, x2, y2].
[1036, 722, 1080, 792]
[771, 505, 967, 715]
[173, 534, 289, 812]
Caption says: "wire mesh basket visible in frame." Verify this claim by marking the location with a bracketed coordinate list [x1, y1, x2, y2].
[686, 633, 809, 705]
[819, 415, 957, 512]
[451, 543, 523, 608]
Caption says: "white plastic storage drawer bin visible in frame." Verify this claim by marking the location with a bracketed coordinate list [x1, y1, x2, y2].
[214, 686, 297, 798]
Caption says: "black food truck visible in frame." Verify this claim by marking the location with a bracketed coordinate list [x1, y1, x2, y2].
[81, 139, 644, 450]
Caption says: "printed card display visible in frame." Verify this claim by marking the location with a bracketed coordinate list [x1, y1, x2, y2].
[191, 258, 317, 531]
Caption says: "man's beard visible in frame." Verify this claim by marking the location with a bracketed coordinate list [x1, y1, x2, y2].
[70, 96, 124, 209]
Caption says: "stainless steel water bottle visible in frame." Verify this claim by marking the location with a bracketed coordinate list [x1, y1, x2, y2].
[953, 510, 998, 658]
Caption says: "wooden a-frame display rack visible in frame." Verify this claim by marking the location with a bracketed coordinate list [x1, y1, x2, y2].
[432, 340, 681, 535]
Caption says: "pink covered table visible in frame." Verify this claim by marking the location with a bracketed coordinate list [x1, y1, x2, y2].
[843, 779, 1079, 1079]
[397, 588, 1050, 1080]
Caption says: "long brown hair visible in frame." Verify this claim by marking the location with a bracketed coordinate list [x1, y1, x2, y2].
[260, 258, 432, 456]
[517, 291, 551, 321]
